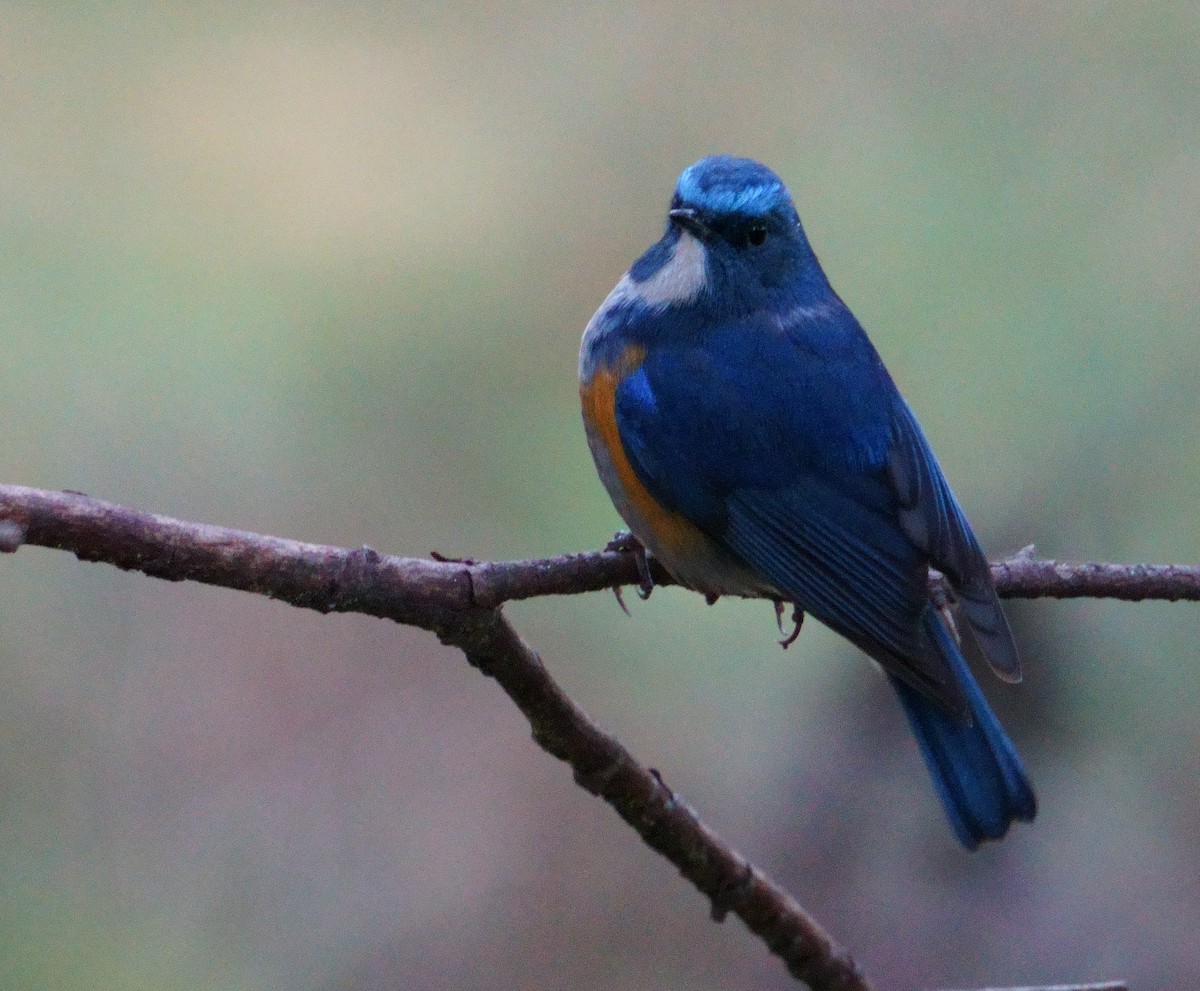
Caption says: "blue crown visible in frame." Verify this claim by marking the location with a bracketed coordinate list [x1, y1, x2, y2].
[675, 156, 790, 217]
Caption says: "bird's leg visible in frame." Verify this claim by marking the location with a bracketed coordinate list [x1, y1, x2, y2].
[605, 529, 656, 600]
[775, 601, 804, 648]
[633, 547, 656, 600]
[927, 569, 962, 646]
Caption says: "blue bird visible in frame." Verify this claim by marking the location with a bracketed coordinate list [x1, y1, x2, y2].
[579, 156, 1036, 848]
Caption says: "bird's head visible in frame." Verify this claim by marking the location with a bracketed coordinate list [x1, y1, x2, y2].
[627, 156, 829, 317]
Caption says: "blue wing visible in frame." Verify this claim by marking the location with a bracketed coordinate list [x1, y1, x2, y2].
[887, 399, 1021, 681]
[613, 309, 975, 715]
[721, 483, 966, 714]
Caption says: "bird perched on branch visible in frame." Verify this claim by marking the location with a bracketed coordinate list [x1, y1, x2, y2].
[579, 155, 1035, 848]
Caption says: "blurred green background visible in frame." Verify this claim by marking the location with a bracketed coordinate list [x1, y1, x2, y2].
[2, 4, 1198, 989]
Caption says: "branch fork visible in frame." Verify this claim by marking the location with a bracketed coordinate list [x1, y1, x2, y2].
[0, 483, 1150, 991]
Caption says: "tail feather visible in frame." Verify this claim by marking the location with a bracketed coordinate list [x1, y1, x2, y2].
[890, 608, 1036, 849]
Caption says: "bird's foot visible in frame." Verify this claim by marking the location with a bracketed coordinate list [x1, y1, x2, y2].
[774, 601, 804, 648]
[605, 530, 656, 601]
[604, 529, 640, 553]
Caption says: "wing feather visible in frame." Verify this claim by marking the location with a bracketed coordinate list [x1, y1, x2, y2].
[887, 399, 1021, 682]
[725, 484, 969, 717]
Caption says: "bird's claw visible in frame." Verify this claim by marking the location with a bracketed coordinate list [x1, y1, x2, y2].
[774, 601, 804, 648]
[605, 530, 656, 602]
[634, 548, 655, 599]
[611, 584, 632, 617]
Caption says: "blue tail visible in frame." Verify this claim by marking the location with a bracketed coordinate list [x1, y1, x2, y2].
[891, 609, 1037, 849]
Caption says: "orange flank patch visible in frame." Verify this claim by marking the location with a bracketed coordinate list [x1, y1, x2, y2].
[580, 345, 708, 560]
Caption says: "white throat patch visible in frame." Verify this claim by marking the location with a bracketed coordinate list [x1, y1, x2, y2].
[630, 231, 707, 307]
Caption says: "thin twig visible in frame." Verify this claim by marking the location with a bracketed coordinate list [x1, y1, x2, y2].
[938, 983, 1128, 991]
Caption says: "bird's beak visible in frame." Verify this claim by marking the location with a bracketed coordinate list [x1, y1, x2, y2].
[668, 207, 710, 239]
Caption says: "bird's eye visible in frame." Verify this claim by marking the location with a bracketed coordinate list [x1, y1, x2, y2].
[747, 224, 767, 247]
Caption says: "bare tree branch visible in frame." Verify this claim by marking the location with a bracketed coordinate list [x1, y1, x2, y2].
[0, 483, 1148, 991]
[0, 484, 870, 991]
[4, 486, 1192, 613]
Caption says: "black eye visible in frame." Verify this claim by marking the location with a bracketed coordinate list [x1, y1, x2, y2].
[747, 223, 767, 247]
